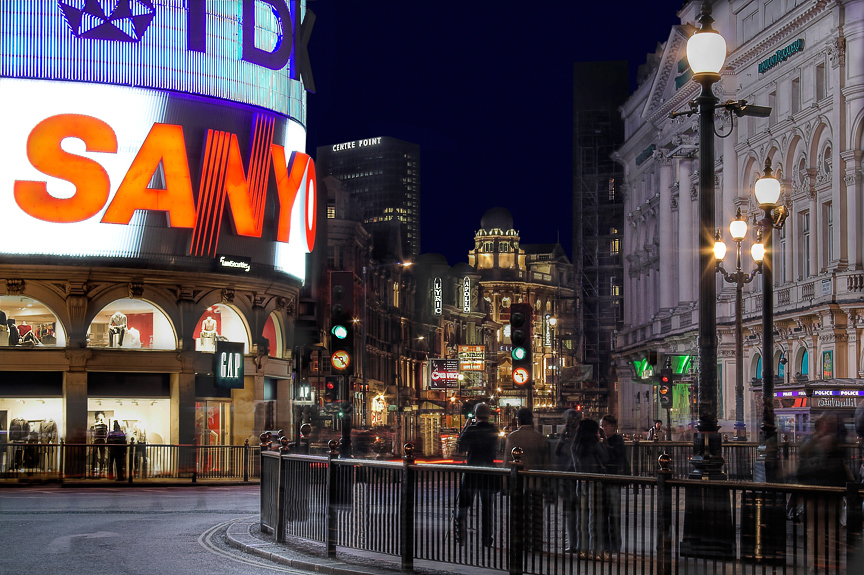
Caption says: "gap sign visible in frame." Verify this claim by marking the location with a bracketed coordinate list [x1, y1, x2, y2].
[215, 341, 245, 388]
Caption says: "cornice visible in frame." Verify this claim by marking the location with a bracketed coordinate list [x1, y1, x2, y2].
[725, 1, 830, 74]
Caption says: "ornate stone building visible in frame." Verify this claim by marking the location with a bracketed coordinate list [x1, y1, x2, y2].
[613, 0, 864, 436]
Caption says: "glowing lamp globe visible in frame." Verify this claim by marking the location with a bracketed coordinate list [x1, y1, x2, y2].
[713, 239, 728, 262]
[751, 242, 765, 263]
[729, 218, 748, 241]
[687, 30, 727, 75]
[754, 172, 781, 207]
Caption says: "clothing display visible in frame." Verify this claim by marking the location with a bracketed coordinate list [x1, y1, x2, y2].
[6, 320, 19, 346]
[41, 419, 57, 443]
[9, 418, 30, 441]
[199, 316, 219, 352]
[108, 311, 127, 347]
[107, 421, 127, 481]
[0, 311, 8, 347]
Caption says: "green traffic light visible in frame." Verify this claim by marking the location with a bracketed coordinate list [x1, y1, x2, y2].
[511, 346, 526, 361]
[331, 325, 348, 339]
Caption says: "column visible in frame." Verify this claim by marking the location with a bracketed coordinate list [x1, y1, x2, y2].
[842, 151, 862, 269]
[172, 353, 196, 445]
[677, 158, 694, 304]
[809, 185, 818, 278]
[658, 157, 676, 310]
[831, 36, 848, 270]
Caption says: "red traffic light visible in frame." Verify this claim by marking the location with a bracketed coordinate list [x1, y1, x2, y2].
[326, 381, 335, 390]
[661, 375, 670, 383]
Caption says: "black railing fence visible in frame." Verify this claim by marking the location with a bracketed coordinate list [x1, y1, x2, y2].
[0, 441, 259, 483]
[261, 440, 864, 575]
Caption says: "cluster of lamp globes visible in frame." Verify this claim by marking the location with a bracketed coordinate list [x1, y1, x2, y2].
[686, 4, 784, 265]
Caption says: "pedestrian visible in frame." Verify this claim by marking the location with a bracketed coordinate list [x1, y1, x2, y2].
[600, 415, 627, 557]
[647, 419, 663, 440]
[106, 420, 126, 481]
[555, 409, 581, 552]
[454, 402, 499, 547]
[571, 418, 609, 560]
[505, 407, 548, 551]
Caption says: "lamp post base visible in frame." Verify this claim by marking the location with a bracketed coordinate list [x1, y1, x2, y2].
[680, 430, 735, 559]
[733, 421, 748, 441]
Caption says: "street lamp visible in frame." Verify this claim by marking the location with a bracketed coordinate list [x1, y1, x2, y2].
[752, 157, 786, 482]
[714, 208, 762, 441]
[362, 261, 411, 428]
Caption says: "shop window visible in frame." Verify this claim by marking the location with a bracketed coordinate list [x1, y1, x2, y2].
[193, 305, 250, 354]
[1, 295, 66, 347]
[89, 299, 175, 350]
[196, 401, 231, 447]
[1, 397, 64, 445]
[88, 397, 170, 445]
[263, 313, 283, 358]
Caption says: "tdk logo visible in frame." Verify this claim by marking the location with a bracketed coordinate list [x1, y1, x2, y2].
[58, 0, 315, 89]
[60, 0, 156, 42]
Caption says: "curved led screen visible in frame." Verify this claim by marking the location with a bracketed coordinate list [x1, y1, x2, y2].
[0, 1, 317, 281]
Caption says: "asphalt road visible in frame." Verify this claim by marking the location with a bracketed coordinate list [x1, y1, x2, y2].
[0, 485, 305, 575]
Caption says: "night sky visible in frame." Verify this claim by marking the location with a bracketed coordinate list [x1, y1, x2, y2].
[306, 1, 687, 265]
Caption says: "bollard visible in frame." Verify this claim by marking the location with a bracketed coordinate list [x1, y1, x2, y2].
[274, 438, 290, 543]
[128, 438, 134, 485]
[325, 439, 339, 558]
[656, 452, 673, 575]
[508, 447, 525, 575]
[243, 439, 249, 482]
[300, 423, 311, 455]
[400, 443, 416, 571]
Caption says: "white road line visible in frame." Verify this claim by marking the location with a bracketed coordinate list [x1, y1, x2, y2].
[198, 518, 308, 574]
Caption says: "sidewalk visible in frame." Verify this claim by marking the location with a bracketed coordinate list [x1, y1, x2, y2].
[225, 516, 503, 575]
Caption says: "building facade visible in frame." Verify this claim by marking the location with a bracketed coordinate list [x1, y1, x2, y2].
[0, 2, 319, 464]
[315, 137, 422, 260]
[613, 0, 864, 436]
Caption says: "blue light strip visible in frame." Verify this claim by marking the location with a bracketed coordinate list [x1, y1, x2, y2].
[0, 0, 305, 123]
[775, 389, 864, 397]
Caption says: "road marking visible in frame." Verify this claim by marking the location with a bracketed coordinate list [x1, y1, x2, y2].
[198, 518, 307, 574]
[46, 531, 120, 553]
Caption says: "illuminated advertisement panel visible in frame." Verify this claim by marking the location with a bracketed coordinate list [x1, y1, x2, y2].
[0, 1, 317, 280]
[458, 345, 485, 371]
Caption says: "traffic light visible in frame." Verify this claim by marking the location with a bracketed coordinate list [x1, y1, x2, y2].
[330, 271, 354, 375]
[659, 367, 673, 409]
[509, 303, 533, 387]
[324, 376, 339, 402]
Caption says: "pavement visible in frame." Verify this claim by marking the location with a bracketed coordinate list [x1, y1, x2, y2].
[224, 516, 503, 575]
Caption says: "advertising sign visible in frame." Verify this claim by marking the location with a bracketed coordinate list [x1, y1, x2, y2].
[822, 351, 833, 379]
[429, 359, 459, 389]
[462, 277, 471, 312]
[214, 341, 245, 388]
[458, 345, 485, 371]
[0, 1, 318, 281]
[433, 277, 443, 316]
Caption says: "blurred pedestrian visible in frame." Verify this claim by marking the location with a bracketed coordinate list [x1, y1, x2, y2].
[555, 409, 581, 553]
[647, 419, 663, 440]
[505, 407, 547, 551]
[106, 420, 126, 481]
[600, 415, 626, 557]
[454, 402, 499, 547]
[571, 418, 609, 559]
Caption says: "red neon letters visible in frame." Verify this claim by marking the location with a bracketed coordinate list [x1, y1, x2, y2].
[13, 114, 315, 253]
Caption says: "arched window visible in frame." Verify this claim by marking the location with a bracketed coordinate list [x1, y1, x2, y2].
[89, 299, 175, 350]
[1, 295, 66, 347]
[263, 312, 283, 358]
[193, 305, 250, 354]
[756, 356, 762, 379]
[800, 349, 809, 376]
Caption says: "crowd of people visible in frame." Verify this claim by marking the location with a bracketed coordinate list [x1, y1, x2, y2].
[455, 403, 628, 559]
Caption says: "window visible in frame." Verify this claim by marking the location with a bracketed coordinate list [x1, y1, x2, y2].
[777, 225, 786, 284]
[768, 91, 776, 126]
[608, 178, 615, 201]
[791, 78, 800, 114]
[824, 202, 833, 265]
[800, 211, 810, 278]
[327, 205, 336, 219]
[816, 63, 826, 101]
[741, 10, 759, 43]
[610, 239, 620, 256]
[483, 242, 494, 252]
[610, 278, 621, 297]
[499, 242, 510, 253]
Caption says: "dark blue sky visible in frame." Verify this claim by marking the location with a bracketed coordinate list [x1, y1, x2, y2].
[306, 1, 686, 265]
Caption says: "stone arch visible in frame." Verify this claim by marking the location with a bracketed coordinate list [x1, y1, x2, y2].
[850, 106, 864, 152]
[808, 120, 832, 169]
[85, 283, 180, 333]
[0, 292, 68, 347]
[784, 132, 805, 178]
[794, 344, 810, 378]
[4, 281, 71, 339]
[739, 153, 760, 196]
[750, 353, 762, 381]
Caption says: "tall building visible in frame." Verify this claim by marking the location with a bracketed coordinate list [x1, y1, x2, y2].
[572, 61, 629, 411]
[316, 137, 421, 261]
[612, 0, 864, 436]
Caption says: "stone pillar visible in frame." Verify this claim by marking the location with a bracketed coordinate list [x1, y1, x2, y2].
[677, 158, 695, 304]
[830, 34, 847, 270]
[842, 151, 862, 270]
[172, 353, 197, 445]
[658, 157, 676, 310]
[809, 180, 818, 278]
[63, 349, 91, 477]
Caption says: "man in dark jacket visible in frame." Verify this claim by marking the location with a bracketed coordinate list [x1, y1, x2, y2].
[455, 402, 499, 547]
[601, 415, 626, 556]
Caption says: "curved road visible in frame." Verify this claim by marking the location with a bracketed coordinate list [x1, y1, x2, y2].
[0, 485, 301, 575]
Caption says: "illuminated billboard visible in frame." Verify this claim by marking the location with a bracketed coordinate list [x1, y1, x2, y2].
[0, 1, 317, 280]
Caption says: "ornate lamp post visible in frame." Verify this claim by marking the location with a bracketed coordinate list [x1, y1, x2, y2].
[752, 158, 786, 482]
[714, 208, 763, 441]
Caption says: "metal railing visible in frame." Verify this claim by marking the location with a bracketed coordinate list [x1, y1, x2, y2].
[0, 441, 260, 484]
[261, 439, 864, 575]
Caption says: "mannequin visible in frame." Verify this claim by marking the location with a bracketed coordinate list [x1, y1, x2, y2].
[41, 419, 57, 443]
[198, 316, 218, 352]
[121, 326, 143, 349]
[7, 319, 19, 346]
[133, 421, 147, 478]
[0, 310, 8, 346]
[108, 312, 127, 347]
[90, 412, 108, 476]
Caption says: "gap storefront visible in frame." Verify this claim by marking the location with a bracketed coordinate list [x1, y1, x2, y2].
[0, 0, 319, 463]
